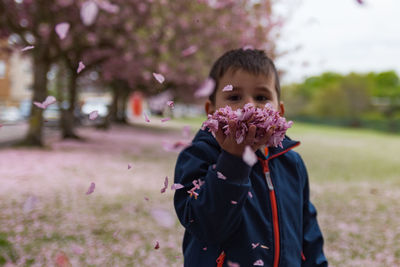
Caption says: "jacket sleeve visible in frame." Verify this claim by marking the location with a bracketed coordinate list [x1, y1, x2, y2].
[298, 157, 328, 267]
[173, 141, 252, 245]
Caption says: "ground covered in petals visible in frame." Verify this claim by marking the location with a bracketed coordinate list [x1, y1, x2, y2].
[0, 121, 399, 266]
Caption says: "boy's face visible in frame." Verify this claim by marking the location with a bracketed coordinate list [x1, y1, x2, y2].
[205, 68, 284, 115]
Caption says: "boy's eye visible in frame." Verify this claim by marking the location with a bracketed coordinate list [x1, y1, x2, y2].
[255, 95, 269, 101]
[227, 95, 241, 101]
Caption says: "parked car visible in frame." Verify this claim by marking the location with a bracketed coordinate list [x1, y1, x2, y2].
[80, 99, 109, 125]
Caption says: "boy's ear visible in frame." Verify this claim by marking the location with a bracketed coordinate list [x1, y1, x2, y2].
[204, 100, 215, 115]
[279, 101, 285, 116]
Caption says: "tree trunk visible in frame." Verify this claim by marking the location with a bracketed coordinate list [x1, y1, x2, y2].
[21, 54, 49, 147]
[61, 71, 80, 139]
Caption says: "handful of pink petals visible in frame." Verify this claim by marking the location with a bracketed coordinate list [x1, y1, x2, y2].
[202, 103, 293, 148]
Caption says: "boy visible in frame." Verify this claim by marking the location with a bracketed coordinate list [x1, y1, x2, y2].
[173, 49, 328, 267]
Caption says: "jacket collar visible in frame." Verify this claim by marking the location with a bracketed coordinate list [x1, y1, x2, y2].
[194, 129, 300, 159]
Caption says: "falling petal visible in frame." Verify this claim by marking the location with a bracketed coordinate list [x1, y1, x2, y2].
[71, 245, 84, 255]
[162, 140, 189, 152]
[89, 110, 98, 120]
[181, 45, 198, 57]
[243, 45, 254, 50]
[171, 183, 184, 190]
[222, 84, 233, 92]
[203, 247, 207, 251]
[243, 146, 257, 167]
[86, 182, 95, 195]
[167, 100, 174, 109]
[260, 245, 269, 249]
[160, 176, 168, 193]
[33, 96, 56, 109]
[128, 163, 132, 169]
[217, 171, 227, 180]
[231, 200, 238, 205]
[251, 243, 260, 249]
[55, 22, 70, 40]
[144, 197, 150, 201]
[77, 61, 85, 74]
[227, 261, 241, 267]
[153, 72, 165, 84]
[195, 78, 215, 98]
[356, 0, 364, 4]
[248, 191, 253, 198]
[161, 117, 171, 123]
[253, 259, 264, 266]
[154, 241, 160, 249]
[81, 1, 99, 26]
[143, 113, 150, 122]
[21, 46, 34, 52]
[97, 1, 120, 13]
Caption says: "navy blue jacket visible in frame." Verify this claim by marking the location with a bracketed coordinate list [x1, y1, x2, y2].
[174, 129, 328, 267]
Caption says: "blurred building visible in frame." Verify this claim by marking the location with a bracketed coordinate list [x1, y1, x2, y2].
[0, 39, 33, 107]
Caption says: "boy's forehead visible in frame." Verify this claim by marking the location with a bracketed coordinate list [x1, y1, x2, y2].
[219, 68, 276, 90]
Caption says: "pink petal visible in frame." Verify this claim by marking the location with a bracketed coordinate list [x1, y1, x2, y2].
[143, 113, 150, 122]
[153, 72, 165, 84]
[80, 1, 99, 26]
[154, 241, 160, 249]
[227, 261, 241, 267]
[182, 125, 191, 138]
[71, 245, 84, 255]
[217, 171, 227, 180]
[356, 0, 364, 4]
[86, 182, 95, 195]
[243, 45, 254, 50]
[231, 200, 238, 205]
[161, 117, 171, 123]
[112, 230, 120, 239]
[181, 45, 198, 57]
[251, 242, 260, 249]
[248, 191, 253, 198]
[128, 164, 132, 169]
[77, 61, 85, 74]
[253, 259, 264, 266]
[195, 78, 215, 98]
[144, 197, 150, 201]
[171, 183, 184, 190]
[166, 100, 174, 109]
[97, 1, 120, 13]
[55, 22, 70, 40]
[260, 245, 269, 249]
[203, 247, 207, 251]
[33, 102, 45, 109]
[43, 96, 57, 106]
[21, 46, 34, 51]
[243, 146, 257, 167]
[160, 176, 168, 193]
[222, 84, 233, 92]
[89, 110, 98, 120]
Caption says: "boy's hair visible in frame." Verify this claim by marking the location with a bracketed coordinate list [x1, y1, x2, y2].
[208, 48, 281, 104]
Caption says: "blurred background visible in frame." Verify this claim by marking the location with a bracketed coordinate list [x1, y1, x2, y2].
[0, 0, 399, 266]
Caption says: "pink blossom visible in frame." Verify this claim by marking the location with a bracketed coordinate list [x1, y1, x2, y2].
[89, 110, 98, 120]
[253, 259, 264, 266]
[128, 163, 132, 170]
[153, 72, 165, 84]
[243, 146, 257, 167]
[80, 1, 99, 26]
[77, 61, 85, 74]
[181, 45, 198, 57]
[171, 183, 184, 190]
[195, 78, 215, 97]
[21, 46, 34, 51]
[166, 100, 174, 109]
[231, 200, 238, 205]
[251, 242, 260, 249]
[55, 22, 70, 40]
[227, 261, 241, 267]
[217, 171, 227, 180]
[248, 191, 253, 198]
[33, 96, 56, 109]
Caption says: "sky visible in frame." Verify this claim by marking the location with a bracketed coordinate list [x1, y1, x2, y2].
[274, 0, 400, 84]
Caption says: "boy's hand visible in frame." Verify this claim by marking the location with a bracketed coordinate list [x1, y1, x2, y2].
[215, 120, 273, 157]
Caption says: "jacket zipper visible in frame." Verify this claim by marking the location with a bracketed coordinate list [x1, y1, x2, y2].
[263, 163, 280, 267]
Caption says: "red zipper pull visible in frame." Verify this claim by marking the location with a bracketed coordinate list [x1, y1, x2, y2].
[216, 251, 225, 267]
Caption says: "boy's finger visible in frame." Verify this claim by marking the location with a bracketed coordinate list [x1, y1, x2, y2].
[215, 127, 225, 144]
[244, 125, 256, 145]
[228, 121, 237, 143]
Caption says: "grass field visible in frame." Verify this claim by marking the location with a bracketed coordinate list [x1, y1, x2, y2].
[0, 119, 399, 266]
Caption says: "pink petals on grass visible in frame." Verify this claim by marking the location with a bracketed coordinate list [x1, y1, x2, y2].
[55, 22, 70, 40]
[153, 72, 165, 84]
[160, 176, 168, 193]
[89, 110, 98, 120]
[222, 84, 233, 92]
[243, 146, 257, 167]
[33, 96, 56, 109]
[253, 259, 264, 266]
[195, 78, 215, 98]
[77, 61, 85, 74]
[86, 182, 95, 195]
[202, 103, 293, 148]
